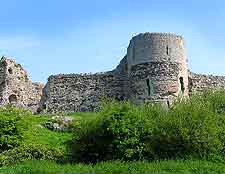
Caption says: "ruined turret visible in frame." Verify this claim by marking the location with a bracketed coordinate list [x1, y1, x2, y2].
[2, 32, 225, 113]
[0, 56, 44, 112]
[127, 33, 188, 106]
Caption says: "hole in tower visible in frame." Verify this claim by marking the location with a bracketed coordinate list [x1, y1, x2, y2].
[146, 79, 153, 96]
[179, 77, 185, 93]
[9, 94, 17, 104]
[8, 68, 13, 74]
[166, 45, 169, 55]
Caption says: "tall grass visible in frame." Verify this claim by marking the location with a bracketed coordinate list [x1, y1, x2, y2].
[1, 160, 225, 174]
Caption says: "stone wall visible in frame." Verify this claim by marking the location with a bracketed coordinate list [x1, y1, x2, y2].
[2, 32, 225, 113]
[127, 33, 189, 106]
[112, 55, 129, 99]
[0, 57, 44, 112]
[129, 62, 181, 105]
[39, 32, 192, 113]
[189, 72, 225, 93]
[39, 53, 130, 113]
[39, 72, 127, 113]
[127, 33, 187, 73]
[0, 59, 7, 101]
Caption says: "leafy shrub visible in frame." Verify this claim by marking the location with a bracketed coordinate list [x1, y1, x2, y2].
[70, 90, 225, 162]
[197, 89, 225, 114]
[148, 98, 225, 159]
[0, 106, 29, 151]
[0, 105, 32, 117]
[0, 144, 64, 166]
[69, 100, 162, 162]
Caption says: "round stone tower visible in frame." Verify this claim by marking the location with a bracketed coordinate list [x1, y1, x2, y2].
[127, 32, 188, 105]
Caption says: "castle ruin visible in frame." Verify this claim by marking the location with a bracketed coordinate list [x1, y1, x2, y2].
[1, 32, 225, 113]
[0, 57, 44, 112]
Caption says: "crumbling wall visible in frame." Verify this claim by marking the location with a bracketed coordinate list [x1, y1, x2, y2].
[112, 55, 129, 100]
[28, 82, 45, 111]
[3, 32, 224, 114]
[189, 72, 225, 93]
[0, 57, 44, 112]
[40, 72, 127, 113]
[0, 60, 7, 103]
[39, 54, 129, 113]
[39, 32, 191, 113]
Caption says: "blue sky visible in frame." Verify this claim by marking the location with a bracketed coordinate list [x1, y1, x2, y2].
[0, 0, 225, 82]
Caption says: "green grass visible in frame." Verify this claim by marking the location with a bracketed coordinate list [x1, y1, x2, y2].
[21, 112, 98, 150]
[2, 90, 225, 173]
[21, 114, 72, 150]
[67, 112, 99, 119]
[0, 160, 225, 174]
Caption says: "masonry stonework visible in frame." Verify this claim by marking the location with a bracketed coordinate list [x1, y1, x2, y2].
[0, 57, 44, 112]
[127, 33, 189, 106]
[189, 72, 225, 93]
[1, 32, 225, 113]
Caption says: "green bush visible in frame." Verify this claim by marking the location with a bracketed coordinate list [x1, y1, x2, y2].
[197, 89, 225, 114]
[0, 105, 32, 117]
[148, 98, 225, 159]
[0, 144, 64, 166]
[0, 106, 29, 151]
[70, 90, 225, 162]
[70, 100, 163, 162]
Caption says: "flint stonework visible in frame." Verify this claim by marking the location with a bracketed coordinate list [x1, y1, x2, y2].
[1, 32, 225, 113]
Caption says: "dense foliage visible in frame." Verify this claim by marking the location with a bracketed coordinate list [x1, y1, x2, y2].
[0, 106, 30, 152]
[1, 90, 225, 173]
[0, 106, 70, 166]
[70, 90, 225, 162]
[0, 144, 64, 166]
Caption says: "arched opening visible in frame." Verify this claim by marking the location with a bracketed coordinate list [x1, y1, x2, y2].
[9, 94, 17, 104]
[179, 77, 185, 93]
[8, 68, 13, 74]
[146, 79, 154, 96]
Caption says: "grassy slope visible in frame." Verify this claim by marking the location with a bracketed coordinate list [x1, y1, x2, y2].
[0, 160, 224, 174]
[21, 112, 98, 150]
[2, 113, 225, 174]
[1, 105, 225, 174]
[22, 114, 71, 150]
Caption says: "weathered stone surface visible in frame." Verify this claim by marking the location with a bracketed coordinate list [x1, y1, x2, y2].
[44, 115, 74, 132]
[0, 57, 44, 112]
[129, 62, 181, 104]
[2, 32, 225, 113]
[39, 72, 128, 113]
[189, 72, 225, 93]
[40, 33, 189, 112]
